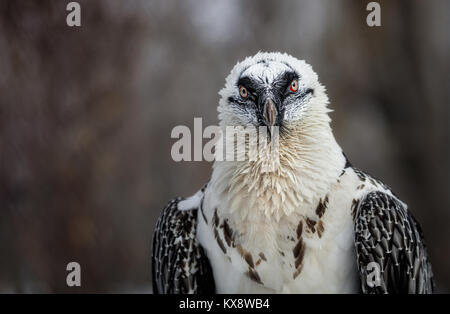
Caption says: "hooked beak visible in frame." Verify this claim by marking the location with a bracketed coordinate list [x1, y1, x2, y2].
[263, 98, 278, 127]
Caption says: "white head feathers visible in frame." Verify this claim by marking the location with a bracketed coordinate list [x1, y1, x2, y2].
[218, 51, 329, 127]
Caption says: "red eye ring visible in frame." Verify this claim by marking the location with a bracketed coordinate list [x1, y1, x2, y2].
[289, 79, 298, 92]
[239, 86, 248, 98]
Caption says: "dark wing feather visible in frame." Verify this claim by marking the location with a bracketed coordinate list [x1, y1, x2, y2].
[152, 197, 215, 294]
[354, 191, 434, 294]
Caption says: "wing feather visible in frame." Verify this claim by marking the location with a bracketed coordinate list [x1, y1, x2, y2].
[354, 191, 434, 294]
[152, 197, 215, 294]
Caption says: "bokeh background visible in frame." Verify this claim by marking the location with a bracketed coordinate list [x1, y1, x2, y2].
[0, 0, 449, 293]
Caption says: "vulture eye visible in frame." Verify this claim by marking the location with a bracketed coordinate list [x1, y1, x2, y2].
[289, 79, 298, 92]
[239, 86, 248, 98]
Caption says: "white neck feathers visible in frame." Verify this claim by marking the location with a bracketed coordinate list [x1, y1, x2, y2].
[211, 96, 345, 222]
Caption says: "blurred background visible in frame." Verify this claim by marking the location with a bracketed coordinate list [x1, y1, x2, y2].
[0, 0, 449, 293]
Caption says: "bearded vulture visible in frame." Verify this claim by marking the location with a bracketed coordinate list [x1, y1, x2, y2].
[152, 52, 434, 294]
